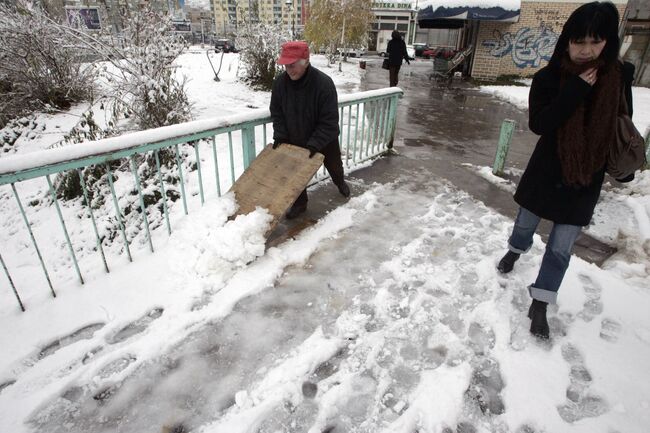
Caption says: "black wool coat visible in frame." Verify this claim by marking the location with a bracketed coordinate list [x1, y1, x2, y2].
[270, 65, 339, 153]
[387, 38, 409, 67]
[514, 62, 635, 226]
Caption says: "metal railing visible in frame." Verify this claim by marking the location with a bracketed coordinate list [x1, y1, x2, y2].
[492, 119, 650, 175]
[0, 88, 403, 311]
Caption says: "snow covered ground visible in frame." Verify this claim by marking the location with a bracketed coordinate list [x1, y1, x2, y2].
[1, 51, 649, 433]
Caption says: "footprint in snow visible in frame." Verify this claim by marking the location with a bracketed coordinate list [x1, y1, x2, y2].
[24, 322, 105, 367]
[97, 355, 137, 379]
[106, 307, 163, 344]
[464, 357, 506, 416]
[0, 379, 16, 394]
[599, 318, 622, 343]
[557, 342, 609, 422]
[441, 421, 478, 433]
[577, 274, 603, 322]
[467, 322, 496, 356]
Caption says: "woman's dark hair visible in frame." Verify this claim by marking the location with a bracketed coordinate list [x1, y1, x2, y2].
[391, 30, 401, 39]
[548, 1, 620, 69]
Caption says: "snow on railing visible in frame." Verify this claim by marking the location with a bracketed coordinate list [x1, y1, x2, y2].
[0, 88, 403, 311]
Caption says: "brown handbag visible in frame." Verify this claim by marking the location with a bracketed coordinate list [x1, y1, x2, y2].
[606, 88, 646, 179]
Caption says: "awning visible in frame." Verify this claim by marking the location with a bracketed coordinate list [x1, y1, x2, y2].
[417, 1, 520, 29]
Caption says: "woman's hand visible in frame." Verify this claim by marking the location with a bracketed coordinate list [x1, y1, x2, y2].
[579, 67, 598, 86]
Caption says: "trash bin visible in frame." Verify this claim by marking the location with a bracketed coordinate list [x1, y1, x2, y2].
[359, 60, 366, 70]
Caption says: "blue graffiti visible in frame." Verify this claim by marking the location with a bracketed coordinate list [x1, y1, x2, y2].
[482, 26, 558, 68]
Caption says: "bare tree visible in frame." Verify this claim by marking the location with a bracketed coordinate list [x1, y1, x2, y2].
[304, 0, 372, 64]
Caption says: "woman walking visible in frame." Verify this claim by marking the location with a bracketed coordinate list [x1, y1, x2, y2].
[386, 30, 410, 87]
[497, 1, 636, 339]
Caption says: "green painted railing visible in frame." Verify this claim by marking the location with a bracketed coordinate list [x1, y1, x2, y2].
[0, 88, 403, 311]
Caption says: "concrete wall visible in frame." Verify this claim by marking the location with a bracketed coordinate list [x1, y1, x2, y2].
[471, 0, 628, 80]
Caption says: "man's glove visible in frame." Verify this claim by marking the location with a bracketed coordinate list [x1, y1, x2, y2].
[272, 141, 282, 149]
[406, 59, 411, 65]
[307, 146, 319, 158]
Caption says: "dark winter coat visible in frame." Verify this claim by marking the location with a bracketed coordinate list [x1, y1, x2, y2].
[514, 61, 635, 226]
[387, 37, 409, 67]
[270, 65, 339, 153]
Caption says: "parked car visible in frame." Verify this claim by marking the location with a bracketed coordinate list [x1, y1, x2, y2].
[413, 43, 429, 57]
[337, 47, 367, 58]
[215, 38, 237, 53]
[422, 47, 457, 60]
[406, 45, 416, 60]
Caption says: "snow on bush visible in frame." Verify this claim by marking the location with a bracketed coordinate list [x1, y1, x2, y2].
[0, 1, 98, 128]
[236, 22, 289, 90]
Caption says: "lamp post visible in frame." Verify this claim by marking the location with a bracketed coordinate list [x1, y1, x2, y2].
[285, 0, 294, 39]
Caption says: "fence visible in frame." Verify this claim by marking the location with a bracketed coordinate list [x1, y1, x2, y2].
[0, 88, 403, 312]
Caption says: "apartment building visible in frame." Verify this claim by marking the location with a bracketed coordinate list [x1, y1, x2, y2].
[212, 0, 304, 36]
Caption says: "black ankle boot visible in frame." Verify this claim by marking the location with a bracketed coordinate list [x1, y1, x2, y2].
[528, 299, 549, 339]
[286, 202, 307, 219]
[337, 181, 350, 198]
[497, 251, 520, 274]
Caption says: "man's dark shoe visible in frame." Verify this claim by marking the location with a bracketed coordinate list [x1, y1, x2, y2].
[497, 251, 520, 274]
[337, 181, 350, 198]
[286, 202, 307, 219]
[528, 299, 549, 339]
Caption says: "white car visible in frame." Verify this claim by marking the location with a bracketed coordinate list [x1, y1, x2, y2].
[337, 47, 367, 58]
[406, 45, 415, 60]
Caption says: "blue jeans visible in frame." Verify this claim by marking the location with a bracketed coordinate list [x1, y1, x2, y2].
[507, 207, 582, 304]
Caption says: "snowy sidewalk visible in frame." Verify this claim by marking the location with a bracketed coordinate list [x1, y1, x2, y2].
[1, 59, 649, 433]
[7, 170, 649, 433]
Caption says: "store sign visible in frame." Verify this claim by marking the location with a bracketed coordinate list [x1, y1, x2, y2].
[373, 2, 412, 9]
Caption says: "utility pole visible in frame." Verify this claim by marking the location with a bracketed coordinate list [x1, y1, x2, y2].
[339, 15, 345, 71]
[285, 0, 294, 39]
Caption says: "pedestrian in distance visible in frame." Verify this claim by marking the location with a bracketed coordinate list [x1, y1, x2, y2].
[270, 41, 351, 220]
[496, 1, 636, 339]
[386, 30, 411, 87]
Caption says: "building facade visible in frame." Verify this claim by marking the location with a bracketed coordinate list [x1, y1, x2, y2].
[369, 1, 416, 53]
[470, 0, 628, 80]
[212, 0, 304, 36]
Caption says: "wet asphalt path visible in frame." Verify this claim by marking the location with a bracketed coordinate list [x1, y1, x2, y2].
[294, 57, 615, 266]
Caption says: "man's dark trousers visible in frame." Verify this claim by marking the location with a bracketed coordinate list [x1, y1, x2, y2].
[293, 141, 345, 206]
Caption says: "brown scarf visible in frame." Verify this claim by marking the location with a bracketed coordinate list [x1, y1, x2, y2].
[557, 54, 622, 187]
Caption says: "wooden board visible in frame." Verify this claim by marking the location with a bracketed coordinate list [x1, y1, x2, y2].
[228, 143, 324, 235]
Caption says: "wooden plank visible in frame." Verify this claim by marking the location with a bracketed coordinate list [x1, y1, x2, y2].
[266, 218, 318, 248]
[228, 143, 324, 235]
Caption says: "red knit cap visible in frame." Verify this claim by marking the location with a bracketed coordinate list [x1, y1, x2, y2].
[277, 41, 310, 65]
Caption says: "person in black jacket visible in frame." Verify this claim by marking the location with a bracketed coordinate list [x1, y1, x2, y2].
[496, 2, 636, 339]
[270, 41, 350, 219]
[386, 30, 410, 87]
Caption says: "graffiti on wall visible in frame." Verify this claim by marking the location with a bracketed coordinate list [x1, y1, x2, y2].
[482, 24, 559, 68]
